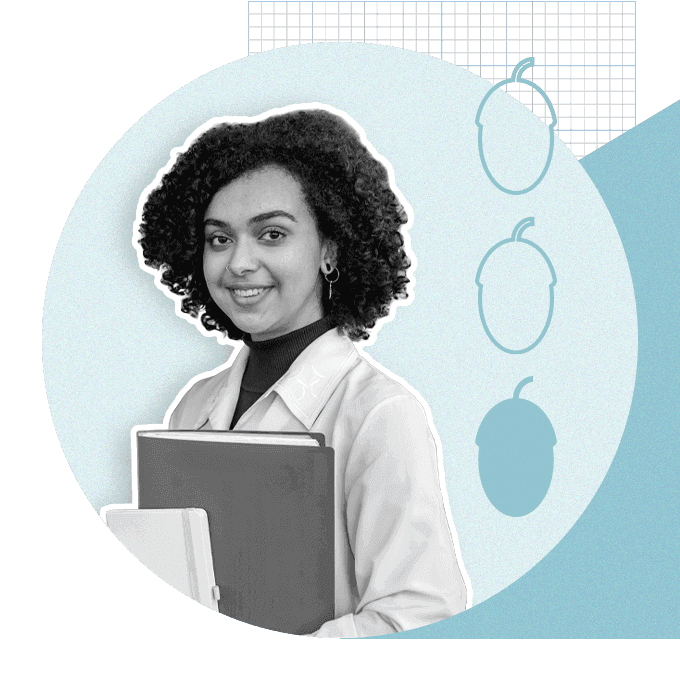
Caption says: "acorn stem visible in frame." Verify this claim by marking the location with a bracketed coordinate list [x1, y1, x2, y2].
[513, 376, 534, 399]
[511, 57, 535, 82]
[511, 217, 535, 241]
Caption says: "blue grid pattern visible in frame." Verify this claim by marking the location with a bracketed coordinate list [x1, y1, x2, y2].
[248, 2, 636, 159]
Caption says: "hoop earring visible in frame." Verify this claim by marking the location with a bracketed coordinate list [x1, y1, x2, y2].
[324, 267, 340, 300]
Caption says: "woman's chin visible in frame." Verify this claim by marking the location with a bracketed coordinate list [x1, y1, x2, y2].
[225, 308, 281, 340]
[230, 315, 272, 338]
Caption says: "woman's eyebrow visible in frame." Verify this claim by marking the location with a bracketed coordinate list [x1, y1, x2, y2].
[249, 210, 297, 224]
[204, 218, 229, 230]
[203, 211, 297, 230]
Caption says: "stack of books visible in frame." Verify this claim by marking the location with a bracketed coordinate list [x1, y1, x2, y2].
[107, 429, 335, 635]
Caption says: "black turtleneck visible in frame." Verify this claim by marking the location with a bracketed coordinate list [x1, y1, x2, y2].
[229, 316, 335, 429]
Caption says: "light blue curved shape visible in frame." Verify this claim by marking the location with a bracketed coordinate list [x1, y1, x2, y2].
[475, 217, 557, 354]
[475, 57, 558, 195]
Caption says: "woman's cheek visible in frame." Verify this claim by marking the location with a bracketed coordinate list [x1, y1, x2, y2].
[204, 252, 223, 286]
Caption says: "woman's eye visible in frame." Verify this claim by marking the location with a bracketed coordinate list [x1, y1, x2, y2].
[206, 233, 231, 248]
[261, 228, 286, 242]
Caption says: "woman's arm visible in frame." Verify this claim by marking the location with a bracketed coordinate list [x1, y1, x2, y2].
[309, 394, 467, 638]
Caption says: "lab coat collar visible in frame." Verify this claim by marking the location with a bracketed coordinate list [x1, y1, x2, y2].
[273, 329, 357, 429]
[205, 328, 358, 431]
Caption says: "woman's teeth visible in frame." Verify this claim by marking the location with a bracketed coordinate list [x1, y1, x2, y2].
[231, 288, 267, 298]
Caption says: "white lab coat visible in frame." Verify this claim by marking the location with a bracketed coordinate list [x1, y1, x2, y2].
[167, 328, 468, 637]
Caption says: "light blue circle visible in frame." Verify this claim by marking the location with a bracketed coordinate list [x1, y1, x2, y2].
[42, 43, 637, 614]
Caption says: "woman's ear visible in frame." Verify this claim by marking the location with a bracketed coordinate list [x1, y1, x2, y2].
[321, 240, 338, 273]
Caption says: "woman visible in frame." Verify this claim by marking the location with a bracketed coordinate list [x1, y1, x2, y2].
[136, 105, 468, 637]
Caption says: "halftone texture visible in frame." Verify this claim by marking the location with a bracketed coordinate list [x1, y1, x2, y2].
[248, 2, 636, 159]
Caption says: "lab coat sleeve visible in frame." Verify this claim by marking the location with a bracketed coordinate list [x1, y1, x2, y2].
[310, 394, 467, 638]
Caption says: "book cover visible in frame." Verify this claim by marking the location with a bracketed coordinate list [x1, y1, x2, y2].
[137, 430, 334, 635]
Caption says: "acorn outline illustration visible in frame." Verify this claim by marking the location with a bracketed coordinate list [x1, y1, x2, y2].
[476, 377, 556, 517]
[475, 216, 557, 354]
[475, 57, 557, 195]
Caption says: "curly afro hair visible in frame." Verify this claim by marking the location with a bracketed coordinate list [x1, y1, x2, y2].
[137, 107, 411, 342]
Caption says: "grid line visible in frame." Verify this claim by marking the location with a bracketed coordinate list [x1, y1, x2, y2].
[248, 2, 636, 158]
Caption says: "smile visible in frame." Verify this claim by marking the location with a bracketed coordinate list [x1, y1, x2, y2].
[227, 287, 273, 303]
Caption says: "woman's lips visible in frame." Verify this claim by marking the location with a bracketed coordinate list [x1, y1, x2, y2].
[227, 286, 273, 304]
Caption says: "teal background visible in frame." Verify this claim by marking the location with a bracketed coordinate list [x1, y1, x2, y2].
[2, 0, 680, 678]
[391, 100, 680, 638]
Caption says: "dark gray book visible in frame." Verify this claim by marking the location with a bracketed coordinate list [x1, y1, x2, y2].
[137, 430, 334, 635]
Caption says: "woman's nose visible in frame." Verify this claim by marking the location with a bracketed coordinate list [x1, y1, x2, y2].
[227, 238, 258, 276]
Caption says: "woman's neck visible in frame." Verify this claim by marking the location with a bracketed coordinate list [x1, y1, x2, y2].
[241, 317, 335, 391]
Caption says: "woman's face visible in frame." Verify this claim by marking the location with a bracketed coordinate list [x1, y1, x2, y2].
[203, 165, 332, 342]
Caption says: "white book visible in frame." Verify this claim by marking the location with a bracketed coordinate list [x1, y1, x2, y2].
[105, 508, 220, 612]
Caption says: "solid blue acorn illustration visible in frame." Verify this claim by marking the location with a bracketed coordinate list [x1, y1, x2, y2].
[475, 217, 556, 354]
[475, 57, 557, 196]
[476, 377, 556, 517]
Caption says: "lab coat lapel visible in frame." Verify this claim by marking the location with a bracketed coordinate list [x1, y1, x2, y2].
[206, 344, 250, 430]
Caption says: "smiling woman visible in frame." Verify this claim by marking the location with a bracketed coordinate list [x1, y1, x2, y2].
[134, 105, 469, 637]
[202, 166, 331, 342]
